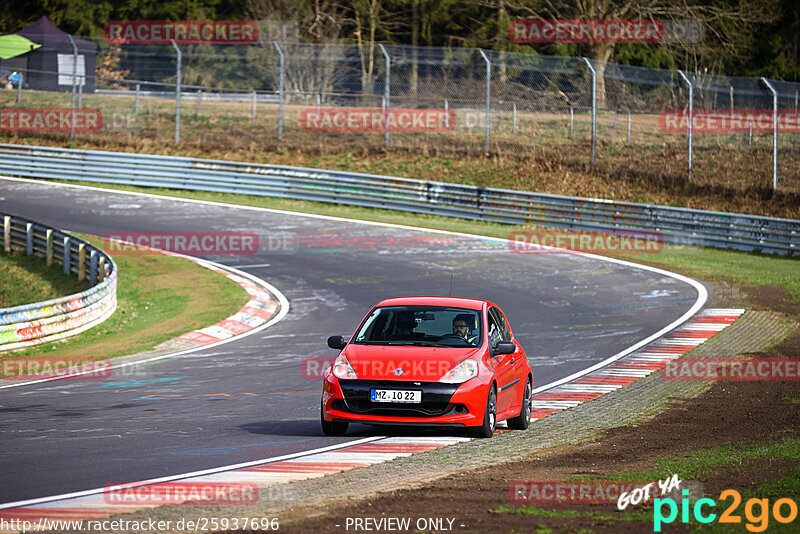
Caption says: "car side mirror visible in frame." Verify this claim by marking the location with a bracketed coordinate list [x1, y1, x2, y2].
[492, 341, 516, 357]
[327, 335, 347, 350]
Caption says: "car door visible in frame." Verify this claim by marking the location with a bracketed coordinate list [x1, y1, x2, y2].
[494, 306, 525, 412]
[488, 307, 518, 416]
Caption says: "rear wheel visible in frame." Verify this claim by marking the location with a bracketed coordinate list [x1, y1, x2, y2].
[321, 403, 349, 436]
[470, 385, 496, 438]
[507, 378, 531, 430]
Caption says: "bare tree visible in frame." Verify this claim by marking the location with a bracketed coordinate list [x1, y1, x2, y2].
[506, 0, 778, 107]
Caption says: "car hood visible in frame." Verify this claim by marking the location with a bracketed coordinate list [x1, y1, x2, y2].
[342, 344, 483, 381]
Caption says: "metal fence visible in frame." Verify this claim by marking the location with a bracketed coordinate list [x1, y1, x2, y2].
[0, 144, 796, 256]
[2, 38, 799, 193]
[1, 213, 117, 351]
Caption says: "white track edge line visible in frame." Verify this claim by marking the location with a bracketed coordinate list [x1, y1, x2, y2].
[0, 435, 385, 510]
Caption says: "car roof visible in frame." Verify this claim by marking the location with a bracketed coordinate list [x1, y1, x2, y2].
[375, 296, 487, 311]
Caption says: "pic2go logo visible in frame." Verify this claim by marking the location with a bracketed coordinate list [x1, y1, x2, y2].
[653, 489, 798, 532]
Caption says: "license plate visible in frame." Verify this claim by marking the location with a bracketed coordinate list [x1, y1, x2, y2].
[370, 389, 422, 403]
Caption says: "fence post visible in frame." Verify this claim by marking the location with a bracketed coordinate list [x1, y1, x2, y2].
[749, 120, 753, 147]
[569, 105, 574, 139]
[627, 111, 631, 144]
[444, 99, 449, 129]
[170, 39, 181, 145]
[273, 41, 285, 146]
[378, 44, 391, 149]
[513, 103, 517, 132]
[761, 77, 778, 191]
[677, 70, 693, 181]
[316, 93, 321, 115]
[478, 49, 491, 153]
[252, 89, 257, 121]
[67, 35, 78, 142]
[582, 58, 596, 165]
[78, 77, 83, 107]
[16, 73, 22, 102]
[135, 83, 140, 114]
[195, 89, 202, 118]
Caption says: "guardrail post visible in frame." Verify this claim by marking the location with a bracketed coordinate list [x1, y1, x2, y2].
[67, 35, 78, 142]
[378, 44, 391, 149]
[582, 58, 597, 165]
[98, 256, 106, 282]
[46, 229, 53, 265]
[26, 223, 33, 256]
[3, 216, 10, 253]
[273, 41, 285, 146]
[761, 77, 778, 190]
[478, 49, 491, 153]
[63, 236, 71, 275]
[171, 39, 181, 145]
[677, 70, 693, 181]
[89, 249, 98, 285]
[17, 73, 22, 102]
[78, 243, 86, 281]
[135, 83, 140, 114]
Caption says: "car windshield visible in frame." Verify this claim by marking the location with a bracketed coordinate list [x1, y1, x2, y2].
[353, 306, 482, 347]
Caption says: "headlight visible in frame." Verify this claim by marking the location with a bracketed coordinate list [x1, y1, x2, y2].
[332, 354, 358, 380]
[439, 359, 478, 383]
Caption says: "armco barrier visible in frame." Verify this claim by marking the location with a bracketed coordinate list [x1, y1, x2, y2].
[0, 213, 117, 351]
[0, 144, 797, 255]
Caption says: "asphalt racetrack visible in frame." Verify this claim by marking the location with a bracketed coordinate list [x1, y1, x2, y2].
[0, 178, 704, 504]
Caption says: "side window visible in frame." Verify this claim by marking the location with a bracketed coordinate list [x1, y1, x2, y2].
[489, 307, 511, 341]
[487, 310, 502, 348]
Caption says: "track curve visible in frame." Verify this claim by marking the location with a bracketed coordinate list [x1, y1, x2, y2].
[0, 177, 705, 504]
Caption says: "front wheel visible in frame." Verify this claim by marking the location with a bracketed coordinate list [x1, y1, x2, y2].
[321, 404, 349, 436]
[470, 385, 496, 438]
[507, 378, 531, 430]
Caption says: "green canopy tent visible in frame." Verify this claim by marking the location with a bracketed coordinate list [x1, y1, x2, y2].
[0, 34, 41, 60]
[0, 34, 41, 87]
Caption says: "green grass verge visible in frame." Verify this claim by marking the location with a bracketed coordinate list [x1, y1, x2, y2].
[31, 177, 800, 315]
[0, 251, 91, 308]
[1, 233, 250, 368]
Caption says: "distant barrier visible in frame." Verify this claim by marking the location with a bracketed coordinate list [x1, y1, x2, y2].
[0, 213, 117, 351]
[0, 143, 797, 255]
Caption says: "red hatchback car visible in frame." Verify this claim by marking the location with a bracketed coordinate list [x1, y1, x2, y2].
[321, 296, 533, 438]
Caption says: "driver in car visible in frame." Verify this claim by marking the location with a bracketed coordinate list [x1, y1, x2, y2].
[452, 314, 478, 345]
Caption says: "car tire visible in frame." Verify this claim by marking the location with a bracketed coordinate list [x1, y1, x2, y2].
[507, 378, 531, 430]
[470, 385, 496, 438]
[321, 404, 349, 436]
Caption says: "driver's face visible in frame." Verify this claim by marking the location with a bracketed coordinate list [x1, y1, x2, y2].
[453, 321, 469, 337]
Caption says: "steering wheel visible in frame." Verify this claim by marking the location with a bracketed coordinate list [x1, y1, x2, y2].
[440, 333, 465, 340]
